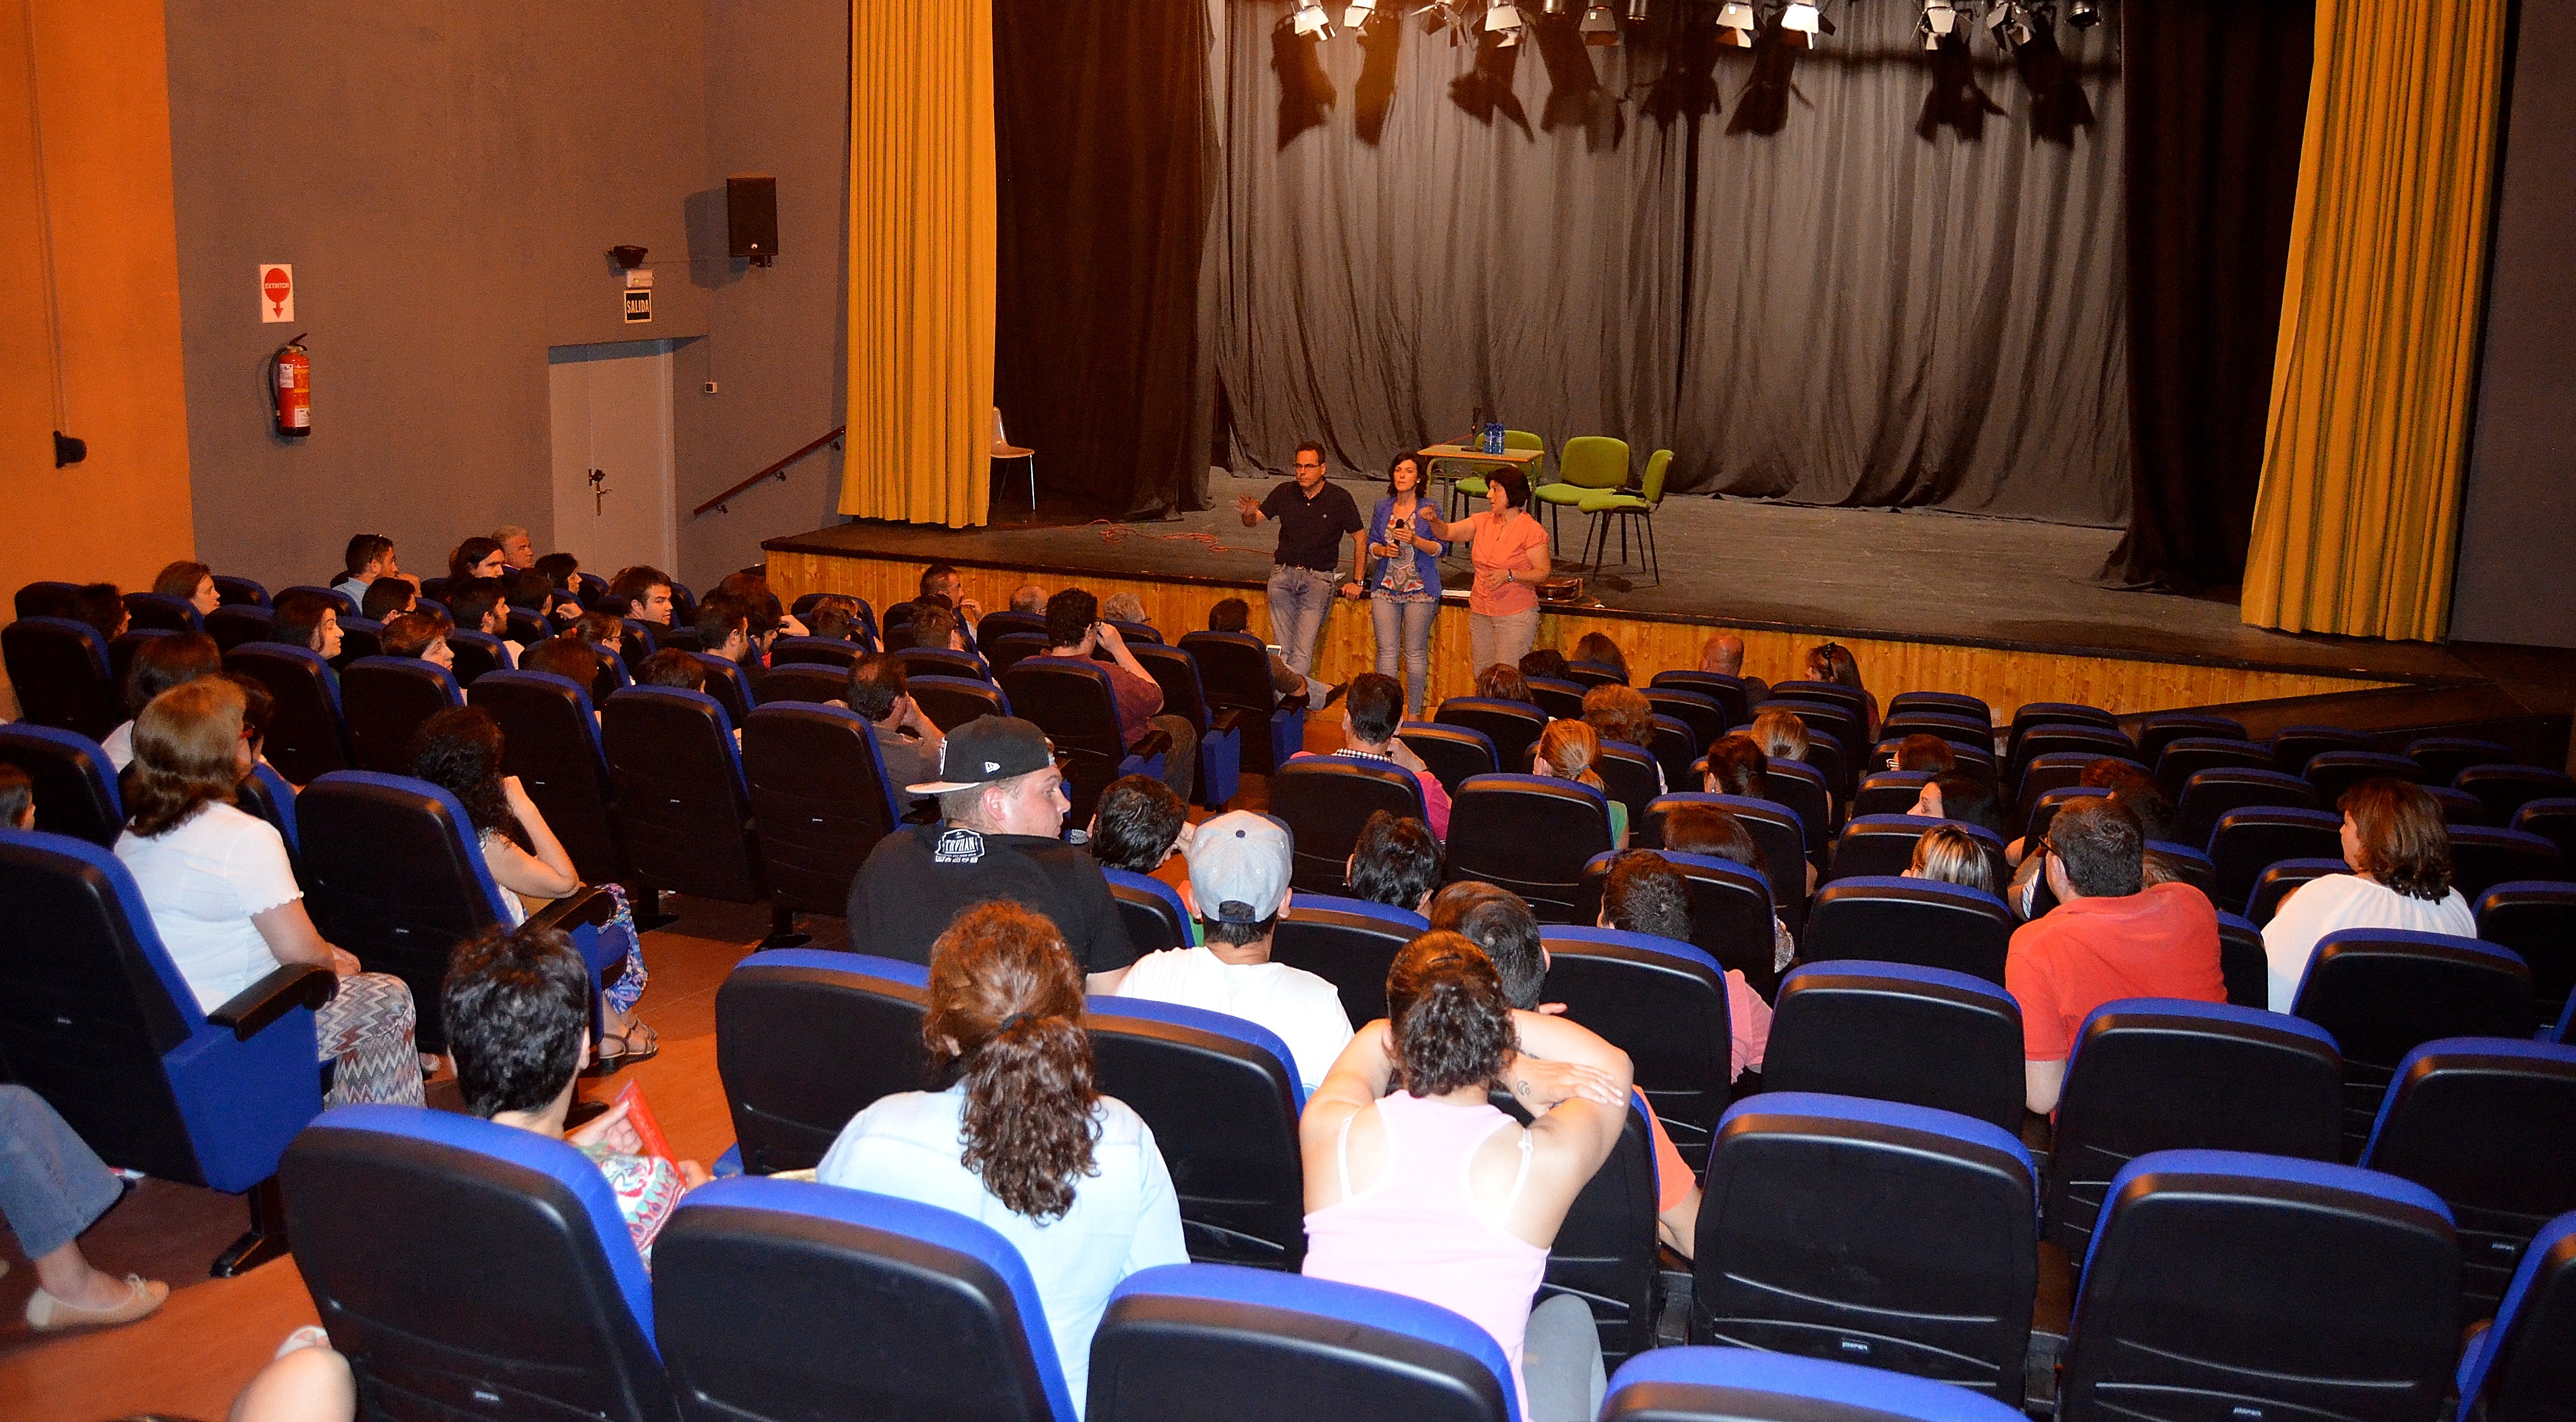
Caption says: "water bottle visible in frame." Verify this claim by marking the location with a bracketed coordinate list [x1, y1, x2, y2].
[1484, 421, 1504, 456]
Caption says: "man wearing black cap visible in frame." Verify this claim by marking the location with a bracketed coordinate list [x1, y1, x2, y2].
[845, 716, 1137, 977]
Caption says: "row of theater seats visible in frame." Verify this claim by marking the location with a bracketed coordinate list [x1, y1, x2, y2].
[274, 1094, 2575, 1422]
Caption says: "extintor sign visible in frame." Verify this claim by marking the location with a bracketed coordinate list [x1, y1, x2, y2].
[259, 264, 295, 323]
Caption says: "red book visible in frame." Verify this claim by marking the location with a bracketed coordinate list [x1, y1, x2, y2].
[613, 1080, 674, 1162]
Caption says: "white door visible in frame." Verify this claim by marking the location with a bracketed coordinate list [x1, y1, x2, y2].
[548, 341, 677, 578]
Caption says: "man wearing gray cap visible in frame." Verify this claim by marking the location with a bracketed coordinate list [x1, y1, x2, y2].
[1091, 810, 1353, 1094]
[845, 716, 1137, 977]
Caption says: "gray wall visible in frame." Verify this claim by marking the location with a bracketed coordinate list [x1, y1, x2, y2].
[2452, 0, 2576, 648]
[165, 0, 848, 595]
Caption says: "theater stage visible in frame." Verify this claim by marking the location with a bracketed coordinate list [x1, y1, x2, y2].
[763, 475, 2572, 760]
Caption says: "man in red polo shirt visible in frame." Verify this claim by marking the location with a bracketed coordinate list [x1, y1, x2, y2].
[2006, 796, 2225, 1114]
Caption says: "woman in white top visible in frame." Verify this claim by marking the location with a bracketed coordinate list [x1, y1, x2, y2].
[817, 901, 1186, 1416]
[2263, 778, 2478, 1011]
[405, 707, 656, 1062]
[112, 679, 423, 1106]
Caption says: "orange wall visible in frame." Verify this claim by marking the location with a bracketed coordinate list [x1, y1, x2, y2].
[0, 0, 194, 612]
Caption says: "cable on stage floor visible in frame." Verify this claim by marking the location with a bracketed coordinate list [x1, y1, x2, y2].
[1088, 519, 1269, 558]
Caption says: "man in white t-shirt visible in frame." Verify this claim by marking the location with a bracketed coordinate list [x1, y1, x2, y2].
[1094, 810, 1352, 1093]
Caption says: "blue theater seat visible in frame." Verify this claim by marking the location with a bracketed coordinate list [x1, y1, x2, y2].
[2176, 766, 2320, 847]
[2516, 797, 2576, 868]
[754, 662, 845, 705]
[908, 672, 1010, 732]
[2454, 1209, 2576, 1422]
[1852, 770, 1933, 819]
[2153, 736, 2277, 800]
[982, 630, 1049, 681]
[2, 615, 119, 739]
[1434, 696, 1549, 781]
[121, 590, 204, 634]
[1398, 720, 1498, 796]
[1887, 690, 1991, 727]
[2243, 855, 2348, 925]
[473, 669, 625, 885]
[1088, 1263, 1515, 1422]
[765, 633, 864, 669]
[2213, 910, 2270, 1008]
[0, 721, 121, 846]
[2293, 929, 2534, 1157]
[2476, 881, 2576, 1032]
[653, 1175, 1075, 1422]
[2449, 825, 2567, 903]
[1128, 642, 1241, 808]
[2271, 724, 2380, 774]
[740, 702, 901, 917]
[603, 686, 801, 944]
[692, 652, 756, 725]
[1272, 758, 1425, 896]
[340, 655, 463, 773]
[1003, 657, 1168, 830]
[2304, 749, 2428, 804]
[1765, 961, 2025, 1134]
[1512, 1088, 1660, 1366]
[712, 950, 928, 1176]
[212, 574, 270, 608]
[2016, 755, 2112, 822]
[1658, 669, 1755, 727]
[1764, 757, 1834, 862]
[1641, 792, 1811, 941]
[1692, 1093, 2038, 1403]
[2406, 736, 2514, 788]
[224, 641, 348, 785]
[1103, 867, 1190, 953]
[443, 626, 509, 685]
[1183, 630, 1307, 775]
[0, 828, 331, 1276]
[1803, 876, 2015, 985]
[2206, 805, 2343, 908]
[2147, 839, 2218, 904]
[1085, 996, 1306, 1269]
[1446, 774, 1616, 924]
[897, 645, 991, 684]
[1575, 850, 1779, 997]
[1538, 926, 1733, 1159]
[2132, 712, 2245, 766]
[2457, 764, 2576, 827]
[1827, 814, 2007, 889]
[2360, 1037, 2576, 1318]
[281, 1105, 678, 1422]
[1603, 1347, 2030, 1422]
[1269, 894, 1427, 1027]
[2058, 1150, 2460, 1422]
[2043, 999, 2344, 1254]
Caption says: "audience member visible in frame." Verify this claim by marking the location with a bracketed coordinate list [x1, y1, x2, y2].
[1427, 878, 1524, 934]
[1096, 811, 1353, 1093]
[843, 652, 944, 797]
[607, 566, 675, 625]
[1582, 684, 1665, 793]
[1906, 823, 1996, 894]
[574, 608, 625, 657]
[918, 564, 983, 638]
[1700, 732, 1769, 801]
[1908, 772, 2009, 839]
[1520, 649, 1569, 683]
[2006, 796, 2223, 1114]
[695, 596, 760, 696]
[801, 595, 864, 643]
[1010, 583, 1048, 615]
[1346, 810, 1442, 916]
[1749, 707, 1809, 762]
[444, 923, 703, 1262]
[449, 538, 507, 586]
[1889, 733, 1956, 774]
[1536, 719, 1625, 847]
[1600, 851, 1772, 1083]
[1206, 597, 1312, 704]
[716, 570, 802, 647]
[818, 901, 1186, 1404]
[1036, 589, 1196, 803]
[1569, 632, 1628, 683]
[360, 576, 418, 623]
[335, 534, 410, 603]
[1804, 640, 1878, 736]
[270, 589, 343, 661]
[0, 763, 29, 829]
[845, 717, 1136, 974]
[1086, 774, 1188, 876]
[491, 526, 537, 569]
[535, 552, 582, 598]
[68, 582, 128, 645]
[380, 611, 455, 671]
[1235, 442, 1366, 696]
[905, 602, 963, 655]
[1475, 662, 1534, 705]
[225, 1330, 356, 1422]
[521, 636, 603, 689]
[1697, 632, 1768, 705]
[102, 631, 224, 770]
[2261, 779, 2476, 1012]
[1446, 894, 1706, 1260]
[3, 1085, 169, 1331]
[447, 579, 516, 659]
[153, 559, 220, 618]
[1100, 591, 1149, 628]
[503, 567, 560, 616]
[635, 647, 707, 691]
[1286, 672, 1450, 839]
[1658, 802, 1797, 973]
[1301, 932, 1628, 1421]
[116, 679, 424, 1101]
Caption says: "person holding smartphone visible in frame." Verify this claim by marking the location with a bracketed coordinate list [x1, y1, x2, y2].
[1359, 453, 1447, 718]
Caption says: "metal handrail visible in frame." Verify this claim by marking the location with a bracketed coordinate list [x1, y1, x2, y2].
[693, 426, 844, 516]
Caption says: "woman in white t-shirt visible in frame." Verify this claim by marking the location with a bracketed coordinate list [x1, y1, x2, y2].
[818, 902, 1186, 1415]
[112, 679, 424, 1107]
[2262, 778, 2478, 1012]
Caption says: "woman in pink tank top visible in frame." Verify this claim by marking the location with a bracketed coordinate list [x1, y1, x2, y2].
[1300, 932, 1635, 1422]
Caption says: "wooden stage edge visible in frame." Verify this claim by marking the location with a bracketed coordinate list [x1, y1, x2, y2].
[766, 547, 2410, 726]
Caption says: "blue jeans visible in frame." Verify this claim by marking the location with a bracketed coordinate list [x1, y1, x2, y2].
[1266, 565, 1337, 683]
[0, 1085, 123, 1258]
[1371, 595, 1438, 718]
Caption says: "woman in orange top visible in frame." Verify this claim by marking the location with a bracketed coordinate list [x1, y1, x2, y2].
[1422, 468, 1551, 675]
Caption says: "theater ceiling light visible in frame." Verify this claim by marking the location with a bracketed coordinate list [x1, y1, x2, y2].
[1487, 2, 1527, 45]
[1716, 0, 1758, 47]
[1919, 0, 1960, 48]
[1582, 3, 1620, 44]
[1344, 0, 1379, 29]
[1294, 0, 1336, 36]
[1780, 0, 1830, 47]
[2066, 0, 2100, 26]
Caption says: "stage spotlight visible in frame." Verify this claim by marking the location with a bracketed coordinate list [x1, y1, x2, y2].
[1985, 0, 2035, 49]
[1294, 0, 1336, 36]
[2066, 0, 2100, 26]
[1582, 2, 1619, 43]
[1780, 0, 1830, 47]
[1625, 0, 1650, 19]
[1345, 0, 1378, 28]
[1716, 0, 1758, 47]
[1919, 0, 1959, 48]
[1487, 1, 1526, 44]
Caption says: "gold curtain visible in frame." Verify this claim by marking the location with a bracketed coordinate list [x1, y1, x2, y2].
[840, 0, 996, 527]
[2240, 0, 2505, 640]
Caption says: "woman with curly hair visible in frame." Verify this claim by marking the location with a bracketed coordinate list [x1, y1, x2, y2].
[2261, 778, 2477, 1011]
[818, 901, 1186, 1409]
[1301, 932, 1634, 1421]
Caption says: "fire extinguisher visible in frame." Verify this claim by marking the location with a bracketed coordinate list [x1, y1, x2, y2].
[271, 336, 311, 438]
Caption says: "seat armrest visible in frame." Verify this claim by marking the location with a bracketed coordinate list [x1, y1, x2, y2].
[1208, 707, 1251, 736]
[527, 884, 619, 936]
[208, 964, 339, 1041]
[1131, 729, 1174, 761]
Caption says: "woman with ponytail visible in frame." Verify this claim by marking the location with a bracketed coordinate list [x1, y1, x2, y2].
[1300, 932, 1634, 1421]
[1536, 717, 1628, 848]
[816, 901, 1184, 1412]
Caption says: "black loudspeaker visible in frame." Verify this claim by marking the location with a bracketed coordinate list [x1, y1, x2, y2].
[727, 175, 778, 267]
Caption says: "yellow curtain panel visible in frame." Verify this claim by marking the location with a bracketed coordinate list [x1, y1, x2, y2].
[2241, 0, 2506, 640]
[841, 0, 997, 527]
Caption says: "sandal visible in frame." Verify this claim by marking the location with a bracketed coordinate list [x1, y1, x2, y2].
[596, 1022, 660, 1069]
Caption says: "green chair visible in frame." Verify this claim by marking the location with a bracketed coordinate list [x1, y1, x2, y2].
[1535, 435, 1628, 544]
[1442, 428, 1546, 521]
[1579, 448, 1669, 582]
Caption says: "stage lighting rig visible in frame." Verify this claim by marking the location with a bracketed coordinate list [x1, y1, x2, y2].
[1716, 0, 1758, 47]
[1780, 0, 1832, 47]
[1344, 0, 1379, 28]
[1626, 0, 1650, 19]
[1582, 2, 1619, 43]
[1985, 1, 2035, 48]
[1487, 1, 1527, 45]
[2066, 0, 2099, 25]
[1919, 0, 1961, 48]
[1293, 0, 1336, 37]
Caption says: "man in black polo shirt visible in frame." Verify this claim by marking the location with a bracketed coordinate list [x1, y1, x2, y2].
[845, 716, 1136, 979]
[1236, 441, 1365, 705]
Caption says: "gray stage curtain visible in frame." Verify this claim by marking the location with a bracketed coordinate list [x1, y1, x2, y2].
[1212, 1, 2129, 526]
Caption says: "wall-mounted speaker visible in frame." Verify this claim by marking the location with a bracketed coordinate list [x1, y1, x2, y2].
[727, 175, 778, 267]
